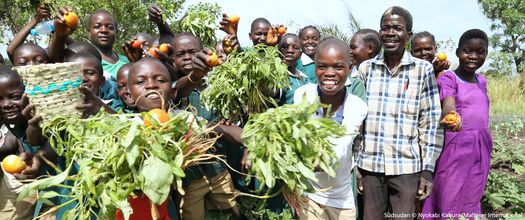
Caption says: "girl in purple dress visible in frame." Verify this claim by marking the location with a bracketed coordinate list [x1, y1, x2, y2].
[422, 29, 492, 219]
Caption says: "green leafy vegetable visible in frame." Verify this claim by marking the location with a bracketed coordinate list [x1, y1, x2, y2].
[241, 98, 345, 210]
[201, 45, 290, 122]
[18, 110, 218, 220]
[174, 2, 221, 48]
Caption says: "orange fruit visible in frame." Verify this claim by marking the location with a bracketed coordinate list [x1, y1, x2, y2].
[131, 40, 141, 49]
[277, 25, 287, 36]
[444, 113, 457, 125]
[63, 11, 79, 28]
[159, 43, 170, 54]
[207, 52, 219, 67]
[229, 15, 240, 24]
[2, 155, 27, 174]
[437, 53, 447, 62]
[144, 109, 170, 126]
[149, 47, 159, 59]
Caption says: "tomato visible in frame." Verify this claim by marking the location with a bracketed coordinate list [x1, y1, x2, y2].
[132, 40, 142, 49]
[64, 12, 79, 28]
[149, 47, 160, 59]
[444, 113, 457, 125]
[277, 25, 287, 36]
[437, 52, 447, 62]
[229, 15, 240, 24]
[144, 109, 170, 126]
[207, 52, 219, 67]
[2, 155, 27, 174]
[159, 44, 170, 54]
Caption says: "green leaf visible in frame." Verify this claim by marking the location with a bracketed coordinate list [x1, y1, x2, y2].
[257, 159, 274, 188]
[38, 191, 61, 199]
[18, 166, 71, 201]
[140, 157, 173, 204]
[122, 121, 138, 147]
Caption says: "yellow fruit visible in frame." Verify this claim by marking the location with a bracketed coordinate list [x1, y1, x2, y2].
[207, 52, 219, 67]
[2, 155, 26, 174]
[444, 113, 457, 125]
[63, 12, 79, 28]
[144, 109, 170, 126]
[437, 53, 447, 62]
[229, 15, 240, 24]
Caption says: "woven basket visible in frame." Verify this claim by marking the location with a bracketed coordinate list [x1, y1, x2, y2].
[14, 62, 83, 122]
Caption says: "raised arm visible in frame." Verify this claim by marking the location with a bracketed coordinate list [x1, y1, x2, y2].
[6, 3, 51, 62]
[47, 7, 77, 62]
[148, 4, 175, 38]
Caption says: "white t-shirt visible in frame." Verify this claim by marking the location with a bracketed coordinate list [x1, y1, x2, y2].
[293, 83, 368, 209]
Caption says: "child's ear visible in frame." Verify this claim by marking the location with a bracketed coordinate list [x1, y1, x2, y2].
[455, 48, 460, 58]
[248, 33, 254, 41]
[367, 43, 375, 57]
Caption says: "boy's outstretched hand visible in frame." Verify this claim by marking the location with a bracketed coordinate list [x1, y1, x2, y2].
[35, 3, 51, 22]
[13, 152, 41, 180]
[76, 86, 115, 117]
[123, 37, 147, 62]
[219, 14, 239, 35]
[417, 170, 434, 200]
[21, 94, 45, 146]
[190, 48, 220, 82]
[148, 4, 163, 24]
[266, 26, 280, 46]
[54, 7, 77, 38]
[223, 34, 241, 54]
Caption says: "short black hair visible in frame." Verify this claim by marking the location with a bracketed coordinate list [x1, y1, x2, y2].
[410, 31, 436, 48]
[250, 18, 271, 32]
[381, 6, 413, 32]
[64, 41, 102, 61]
[0, 65, 24, 88]
[280, 33, 300, 42]
[65, 52, 103, 76]
[13, 43, 49, 60]
[172, 32, 202, 49]
[458, 29, 489, 49]
[354, 29, 382, 57]
[299, 25, 320, 39]
[0, 53, 4, 65]
[88, 9, 118, 30]
[129, 58, 171, 82]
[315, 37, 351, 64]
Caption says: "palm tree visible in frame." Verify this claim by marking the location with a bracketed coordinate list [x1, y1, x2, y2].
[317, 0, 360, 44]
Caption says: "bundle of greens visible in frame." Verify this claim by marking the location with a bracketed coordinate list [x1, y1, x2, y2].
[201, 45, 289, 122]
[241, 98, 346, 211]
[174, 2, 221, 48]
[18, 110, 217, 220]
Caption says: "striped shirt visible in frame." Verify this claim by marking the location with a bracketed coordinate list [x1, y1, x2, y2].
[356, 51, 443, 175]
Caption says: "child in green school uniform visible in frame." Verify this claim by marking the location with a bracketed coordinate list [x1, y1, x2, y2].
[278, 33, 311, 104]
[297, 25, 320, 82]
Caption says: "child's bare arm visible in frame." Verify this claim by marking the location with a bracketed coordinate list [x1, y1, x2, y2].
[173, 48, 214, 102]
[48, 7, 77, 62]
[440, 96, 462, 131]
[21, 94, 46, 146]
[6, 3, 51, 62]
[148, 4, 176, 37]
[441, 96, 456, 114]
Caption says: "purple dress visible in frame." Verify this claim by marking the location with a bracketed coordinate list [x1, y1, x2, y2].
[422, 70, 493, 219]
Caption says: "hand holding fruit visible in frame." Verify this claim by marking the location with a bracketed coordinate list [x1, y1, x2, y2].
[266, 25, 284, 46]
[148, 43, 172, 61]
[5, 152, 42, 180]
[123, 38, 146, 62]
[222, 34, 240, 54]
[54, 7, 78, 37]
[219, 13, 239, 35]
[440, 111, 462, 131]
[190, 48, 219, 82]
[433, 52, 450, 77]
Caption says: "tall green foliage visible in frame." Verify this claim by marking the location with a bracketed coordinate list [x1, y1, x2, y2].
[0, 0, 184, 50]
[478, 0, 525, 72]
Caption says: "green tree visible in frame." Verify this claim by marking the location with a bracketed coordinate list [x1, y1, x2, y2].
[0, 0, 184, 50]
[478, 0, 525, 73]
[317, 0, 360, 45]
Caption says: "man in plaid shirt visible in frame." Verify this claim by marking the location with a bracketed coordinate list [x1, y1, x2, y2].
[356, 6, 443, 219]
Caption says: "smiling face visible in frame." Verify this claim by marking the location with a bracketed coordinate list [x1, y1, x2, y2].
[68, 55, 105, 96]
[0, 76, 25, 124]
[249, 21, 271, 46]
[300, 28, 320, 58]
[349, 34, 372, 67]
[379, 14, 412, 56]
[88, 12, 117, 49]
[278, 35, 302, 68]
[128, 59, 172, 112]
[315, 41, 351, 96]
[13, 44, 49, 66]
[456, 38, 488, 73]
[172, 35, 202, 76]
[411, 37, 436, 62]
[116, 64, 134, 107]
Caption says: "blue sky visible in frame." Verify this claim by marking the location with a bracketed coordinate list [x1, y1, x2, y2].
[2, 0, 494, 68]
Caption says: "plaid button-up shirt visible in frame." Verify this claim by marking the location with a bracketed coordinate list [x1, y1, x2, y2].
[357, 51, 443, 175]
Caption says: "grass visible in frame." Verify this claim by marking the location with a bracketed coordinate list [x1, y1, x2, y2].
[487, 74, 525, 116]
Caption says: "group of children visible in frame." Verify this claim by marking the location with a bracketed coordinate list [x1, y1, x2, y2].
[0, 2, 492, 220]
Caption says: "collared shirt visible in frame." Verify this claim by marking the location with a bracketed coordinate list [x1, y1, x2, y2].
[283, 70, 310, 104]
[102, 54, 129, 80]
[356, 51, 443, 175]
[294, 83, 368, 209]
[99, 80, 124, 112]
[296, 53, 316, 83]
